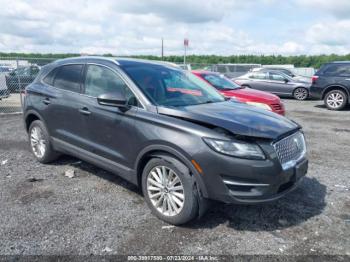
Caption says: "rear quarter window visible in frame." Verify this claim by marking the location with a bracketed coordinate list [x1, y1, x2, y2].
[323, 64, 350, 77]
[43, 68, 58, 86]
[53, 64, 83, 92]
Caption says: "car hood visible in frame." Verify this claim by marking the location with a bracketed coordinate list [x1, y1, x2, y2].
[220, 87, 280, 103]
[158, 101, 299, 140]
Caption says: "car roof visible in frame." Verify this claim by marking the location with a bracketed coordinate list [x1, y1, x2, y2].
[327, 61, 350, 64]
[191, 70, 218, 75]
[53, 56, 179, 68]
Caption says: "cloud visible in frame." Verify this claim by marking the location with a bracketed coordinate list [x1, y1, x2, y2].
[296, 0, 350, 19]
[117, 0, 251, 23]
[0, 0, 349, 55]
[306, 20, 350, 46]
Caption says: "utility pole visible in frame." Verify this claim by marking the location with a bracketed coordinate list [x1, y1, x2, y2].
[161, 38, 164, 60]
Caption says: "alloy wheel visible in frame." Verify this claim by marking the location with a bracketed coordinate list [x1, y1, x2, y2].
[294, 88, 308, 100]
[147, 166, 185, 216]
[30, 126, 46, 158]
[326, 92, 344, 109]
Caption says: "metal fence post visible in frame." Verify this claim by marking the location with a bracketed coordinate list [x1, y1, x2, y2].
[16, 58, 21, 91]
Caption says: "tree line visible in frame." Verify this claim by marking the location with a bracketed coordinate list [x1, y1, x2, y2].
[1, 52, 350, 68]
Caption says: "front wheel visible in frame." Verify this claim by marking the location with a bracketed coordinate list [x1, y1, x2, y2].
[293, 87, 308, 100]
[324, 90, 348, 110]
[142, 157, 199, 225]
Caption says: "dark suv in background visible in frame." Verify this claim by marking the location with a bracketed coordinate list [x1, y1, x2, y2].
[6, 65, 40, 92]
[310, 61, 350, 110]
[22, 57, 308, 225]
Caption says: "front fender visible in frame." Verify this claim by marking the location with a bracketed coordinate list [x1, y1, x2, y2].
[134, 144, 209, 198]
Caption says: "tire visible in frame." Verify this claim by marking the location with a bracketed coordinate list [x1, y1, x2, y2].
[142, 157, 199, 225]
[324, 90, 348, 110]
[293, 87, 308, 100]
[28, 120, 60, 163]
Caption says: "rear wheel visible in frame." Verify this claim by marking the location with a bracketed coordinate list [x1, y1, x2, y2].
[29, 120, 59, 163]
[324, 90, 347, 110]
[293, 87, 308, 100]
[142, 157, 199, 225]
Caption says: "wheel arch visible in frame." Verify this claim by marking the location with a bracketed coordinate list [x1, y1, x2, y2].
[134, 145, 208, 198]
[24, 110, 45, 132]
[322, 85, 349, 100]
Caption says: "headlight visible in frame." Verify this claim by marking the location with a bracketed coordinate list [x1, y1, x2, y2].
[203, 138, 265, 160]
[246, 102, 272, 111]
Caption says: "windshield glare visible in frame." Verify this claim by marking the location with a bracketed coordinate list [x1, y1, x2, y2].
[123, 65, 225, 107]
[202, 73, 240, 90]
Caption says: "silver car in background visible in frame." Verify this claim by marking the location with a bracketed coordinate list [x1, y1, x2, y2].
[234, 69, 311, 100]
[0, 66, 10, 100]
[210, 63, 261, 78]
[257, 67, 312, 83]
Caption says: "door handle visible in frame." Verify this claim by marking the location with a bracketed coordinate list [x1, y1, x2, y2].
[42, 98, 51, 105]
[79, 107, 91, 115]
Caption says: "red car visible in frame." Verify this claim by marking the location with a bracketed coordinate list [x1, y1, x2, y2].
[192, 70, 285, 116]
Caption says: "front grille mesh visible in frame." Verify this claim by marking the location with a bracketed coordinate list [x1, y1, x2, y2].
[274, 132, 306, 169]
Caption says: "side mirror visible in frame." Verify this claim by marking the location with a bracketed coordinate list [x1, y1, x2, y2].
[284, 78, 289, 83]
[97, 91, 128, 109]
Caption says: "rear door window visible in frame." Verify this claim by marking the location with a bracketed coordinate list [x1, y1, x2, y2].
[53, 64, 83, 93]
[269, 72, 285, 81]
[324, 64, 350, 77]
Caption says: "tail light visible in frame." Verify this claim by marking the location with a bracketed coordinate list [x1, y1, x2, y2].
[311, 75, 319, 84]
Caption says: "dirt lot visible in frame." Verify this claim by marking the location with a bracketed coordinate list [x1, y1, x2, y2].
[0, 99, 349, 256]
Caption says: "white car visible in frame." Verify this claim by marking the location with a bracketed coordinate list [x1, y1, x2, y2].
[0, 72, 10, 100]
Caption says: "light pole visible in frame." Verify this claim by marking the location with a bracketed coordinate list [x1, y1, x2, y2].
[161, 38, 164, 60]
[184, 38, 189, 65]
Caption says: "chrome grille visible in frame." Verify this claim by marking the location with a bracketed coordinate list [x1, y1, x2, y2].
[274, 131, 306, 170]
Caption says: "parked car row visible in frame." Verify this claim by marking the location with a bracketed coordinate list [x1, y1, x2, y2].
[206, 62, 350, 110]
[192, 70, 285, 115]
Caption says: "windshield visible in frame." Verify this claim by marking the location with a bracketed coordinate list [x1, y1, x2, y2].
[201, 73, 240, 90]
[122, 64, 225, 107]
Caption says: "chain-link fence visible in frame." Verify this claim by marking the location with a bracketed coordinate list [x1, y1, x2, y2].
[0, 57, 56, 114]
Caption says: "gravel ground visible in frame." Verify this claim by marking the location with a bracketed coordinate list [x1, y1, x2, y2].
[0, 99, 349, 256]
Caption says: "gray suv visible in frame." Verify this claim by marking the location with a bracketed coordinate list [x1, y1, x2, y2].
[235, 70, 311, 100]
[22, 57, 308, 225]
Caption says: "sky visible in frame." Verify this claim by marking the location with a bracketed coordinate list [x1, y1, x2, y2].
[0, 0, 350, 56]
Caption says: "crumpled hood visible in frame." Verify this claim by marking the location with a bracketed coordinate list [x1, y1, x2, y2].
[158, 101, 299, 140]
